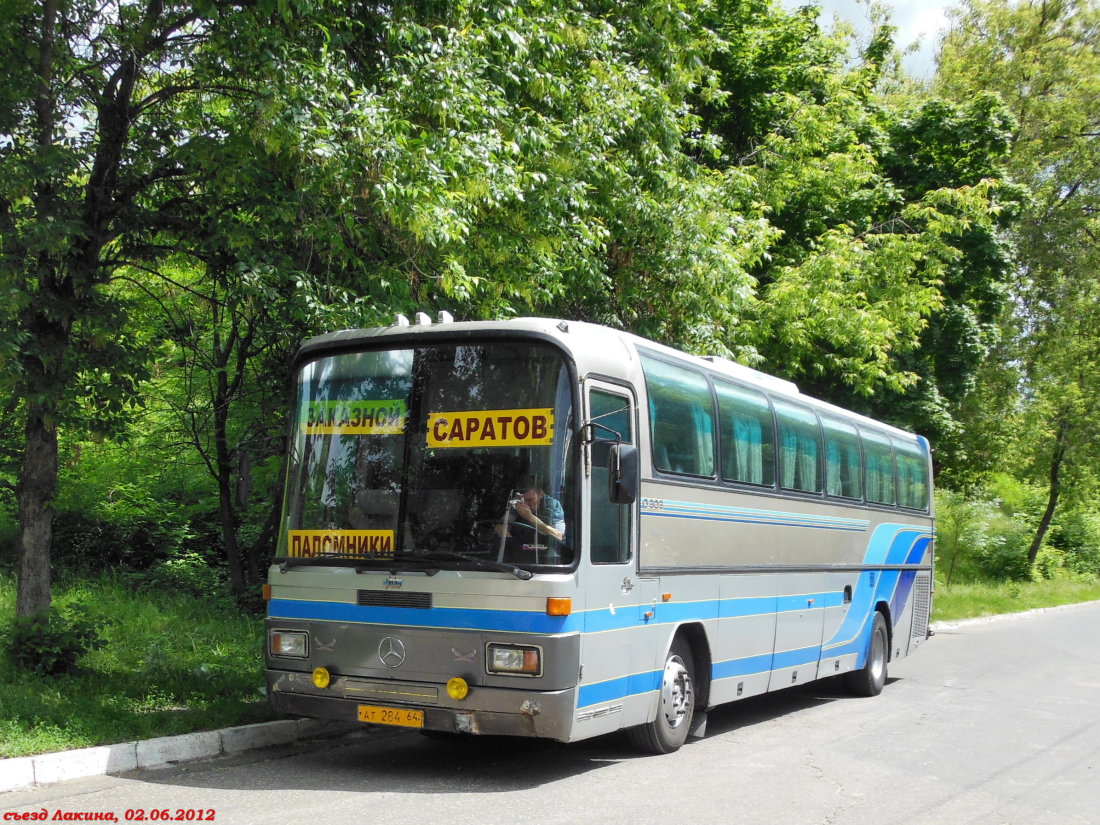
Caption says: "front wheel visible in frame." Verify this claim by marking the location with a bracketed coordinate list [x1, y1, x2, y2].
[845, 611, 888, 697]
[628, 638, 695, 754]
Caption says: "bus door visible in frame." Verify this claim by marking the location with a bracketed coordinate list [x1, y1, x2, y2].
[770, 571, 826, 688]
[576, 382, 657, 734]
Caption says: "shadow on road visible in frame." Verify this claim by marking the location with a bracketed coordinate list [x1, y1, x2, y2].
[125, 678, 900, 795]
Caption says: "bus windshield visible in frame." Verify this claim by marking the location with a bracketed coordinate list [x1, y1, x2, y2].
[278, 340, 576, 571]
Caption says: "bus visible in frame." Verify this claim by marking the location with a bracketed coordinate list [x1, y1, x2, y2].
[264, 315, 934, 753]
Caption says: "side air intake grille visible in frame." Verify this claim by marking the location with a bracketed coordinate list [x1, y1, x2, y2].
[357, 590, 432, 609]
[911, 574, 931, 639]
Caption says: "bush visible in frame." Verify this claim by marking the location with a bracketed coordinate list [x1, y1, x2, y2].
[140, 552, 231, 602]
[4, 606, 105, 676]
[1048, 510, 1100, 578]
[51, 502, 195, 574]
[936, 486, 1036, 583]
[975, 527, 1033, 581]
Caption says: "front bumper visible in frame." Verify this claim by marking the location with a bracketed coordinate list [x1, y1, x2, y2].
[266, 669, 576, 740]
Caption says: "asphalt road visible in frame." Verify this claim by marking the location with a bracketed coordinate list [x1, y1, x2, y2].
[3, 601, 1098, 825]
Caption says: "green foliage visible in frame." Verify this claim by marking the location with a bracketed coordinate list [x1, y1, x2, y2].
[140, 553, 232, 603]
[4, 606, 104, 676]
[936, 481, 1100, 584]
[0, 0, 1073, 608]
[0, 573, 269, 757]
[934, 0, 1100, 556]
[1045, 510, 1100, 579]
[935, 486, 1036, 583]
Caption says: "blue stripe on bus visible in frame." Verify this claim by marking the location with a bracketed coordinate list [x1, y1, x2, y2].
[267, 598, 582, 634]
[578, 670, 662, 708]
[643, 501, 869, 532]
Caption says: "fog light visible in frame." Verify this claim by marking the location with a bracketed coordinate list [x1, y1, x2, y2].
[312, 667, 331, 689]
[446, 676, 469, 700]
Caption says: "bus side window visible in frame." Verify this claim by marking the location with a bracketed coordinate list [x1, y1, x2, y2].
[641, 356, 715, 478]
[892, 436, 930, 509]
[861, 428, 897, 505]
[773, 400, 822, 493]
[715, 380, 775, 487]
[821, 416, 862, 499]
[590, 389, 633, 565]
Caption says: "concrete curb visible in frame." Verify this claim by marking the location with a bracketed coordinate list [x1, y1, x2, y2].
[0, 719, 358, 794]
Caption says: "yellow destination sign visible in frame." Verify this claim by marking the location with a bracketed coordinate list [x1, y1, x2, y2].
[301, 400, 406, 435]
[427, 408, 554, 448]
[288, 530, 395, 559]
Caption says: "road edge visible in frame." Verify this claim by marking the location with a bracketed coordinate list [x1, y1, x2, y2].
[0, 719, 359, 794]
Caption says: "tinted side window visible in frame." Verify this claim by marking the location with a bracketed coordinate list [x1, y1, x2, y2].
[822, 416, 862, 499]
[861, 428, 896, 505]
[893, 436, 930, 510]
[773, 400, 822, 493]
[590, 389, 633, 564]
[590, 389, 632, 442]
[642, 357, 715, 477]
[716, 381, 775, 486]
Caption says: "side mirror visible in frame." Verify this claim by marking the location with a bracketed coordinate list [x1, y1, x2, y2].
[608, 443, 639, 504]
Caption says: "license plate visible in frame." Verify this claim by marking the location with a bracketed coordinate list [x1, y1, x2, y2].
[357, 704, 424, 728]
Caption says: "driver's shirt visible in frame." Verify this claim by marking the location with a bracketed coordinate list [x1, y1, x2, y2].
[511, 495, 566, 539]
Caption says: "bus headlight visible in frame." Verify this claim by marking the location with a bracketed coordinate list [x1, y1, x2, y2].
[487, 644, 542, 676]
[270, 630, 308, 658]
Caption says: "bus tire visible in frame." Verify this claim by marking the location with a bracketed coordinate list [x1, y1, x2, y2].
[628, 638, 695, 754]
[846, 611, 888, 697]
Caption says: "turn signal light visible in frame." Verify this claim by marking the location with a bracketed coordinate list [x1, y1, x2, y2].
[546, 597, 572, 616]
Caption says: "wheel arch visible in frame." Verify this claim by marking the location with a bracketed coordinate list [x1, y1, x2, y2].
[875, 601, 893, 662]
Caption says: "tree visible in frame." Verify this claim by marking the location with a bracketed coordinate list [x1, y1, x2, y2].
[0, 0, 367, 608]
[0, 0, 187, 614]
[687, 0, 1019, 417]
[936, 0, 1100, 563]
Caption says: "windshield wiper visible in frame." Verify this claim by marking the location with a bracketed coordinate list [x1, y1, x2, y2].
[419, 550, 533, 580]
[277, 551, 532, 580]
[278, 554, 378, 572]
[278, 555, 432, 575]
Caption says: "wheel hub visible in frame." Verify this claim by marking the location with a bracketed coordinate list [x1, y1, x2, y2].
[660, 655, 693, 729]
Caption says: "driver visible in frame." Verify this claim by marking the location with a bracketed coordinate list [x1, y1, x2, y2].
[500, 475, 565, 541]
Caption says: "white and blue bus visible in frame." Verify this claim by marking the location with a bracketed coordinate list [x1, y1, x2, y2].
[265, 316, 933, 753]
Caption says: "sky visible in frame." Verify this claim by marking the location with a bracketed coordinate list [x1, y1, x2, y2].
[802, 0, 958, 77]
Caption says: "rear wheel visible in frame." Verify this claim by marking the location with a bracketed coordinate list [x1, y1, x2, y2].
[628, 638, 695, 754]
[845, 611, 888, 697]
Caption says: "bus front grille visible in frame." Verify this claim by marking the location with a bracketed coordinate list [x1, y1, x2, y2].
[358, 590, 433, 609]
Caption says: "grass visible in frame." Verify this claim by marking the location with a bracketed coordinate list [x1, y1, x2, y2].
[0, 572, 274, 759]
[932, 578, 1100, 623]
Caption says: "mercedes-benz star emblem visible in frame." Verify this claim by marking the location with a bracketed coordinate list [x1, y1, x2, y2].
[378, 636, 406, 668]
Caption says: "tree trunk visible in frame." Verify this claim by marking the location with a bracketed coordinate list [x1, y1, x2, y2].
[1027, 418, 1069, 569]
[15, 0, 62, 618]
[214, 366, 248, 597]
[247, 449, 288, 578]
[16, 402, 59, 616]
